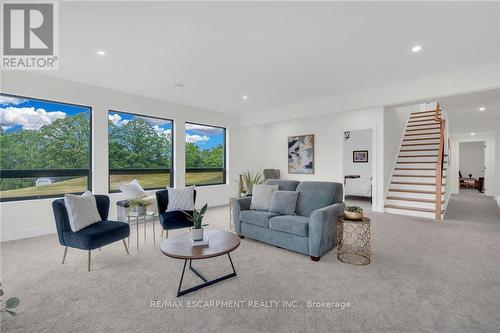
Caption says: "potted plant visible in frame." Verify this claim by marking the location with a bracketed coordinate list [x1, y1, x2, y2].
[344, 206, 363, 220]
[0, 283, 19, 316]
[128, 198, 149, 216]
[184, 203, 209, 241]
[240, 188, 248, 197]
[241, 171, 264, 196]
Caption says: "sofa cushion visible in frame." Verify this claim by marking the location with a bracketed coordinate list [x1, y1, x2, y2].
[269, 190, 299, 215]
[268, 215, 309, 237]
[264, 179, 300, 191]
[63, 221, 130, 250]
[240, 210, 279, 228]
[296, 181, 343, 216]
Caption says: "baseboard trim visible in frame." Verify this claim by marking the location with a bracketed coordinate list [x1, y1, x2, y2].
[1, 226, 55, 242]
[496, 195, 500, 207]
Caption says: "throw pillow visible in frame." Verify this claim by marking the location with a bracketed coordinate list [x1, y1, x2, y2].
[166, 186, 195, 212]
[250, 184, 279, 211]
[269, 190, 299, 215]
[119, 179, 147, 199]
[64, 191, 102, 232]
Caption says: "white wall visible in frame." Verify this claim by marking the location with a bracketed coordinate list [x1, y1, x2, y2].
[383, 105, 417, 194]
[239, 107, 385, 212]
[459, 142, 485, 179]
[343, 129, 372, 178]
[0, 71, 239, 241]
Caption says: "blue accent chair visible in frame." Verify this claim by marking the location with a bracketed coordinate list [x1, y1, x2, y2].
[52, 195, 130, 271]
[156, 189, 196, 238]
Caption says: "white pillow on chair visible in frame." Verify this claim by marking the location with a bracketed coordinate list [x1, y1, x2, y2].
[119, 179, 147, 199]
[166, 186, 195, 212]
[64, 191, 102, 232]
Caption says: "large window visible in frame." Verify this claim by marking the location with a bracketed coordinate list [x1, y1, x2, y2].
[185, 122, 226, 186]
[0, 94, 91, 201]
[108, 111, 173, 191]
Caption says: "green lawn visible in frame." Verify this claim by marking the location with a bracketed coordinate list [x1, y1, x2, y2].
[0, 172, 224, 199]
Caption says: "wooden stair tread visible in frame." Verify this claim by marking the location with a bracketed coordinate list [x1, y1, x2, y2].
[384, 204, 443, 213]
[408, 119, 440, 123]
[402, 143, 440, 146]
[386, 196, 444, 204]
[388, 188, 445, 194]
[406, 127, 441, 132]
[410, 109, 441, 115]
[391, 181, 444, 186]
[403, 137, 440, 141]
[397, 161, 437, 164]
[395, 168, 447, 171]
[406, 119, 439, 127]
[398, 154, 438, 158]
[400, 149, 439, 152]
[405, 132, 441, 136]
[393, 174, 446, 178]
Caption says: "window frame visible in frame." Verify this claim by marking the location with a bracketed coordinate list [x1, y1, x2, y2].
[107, 109, 174, 193]
[185, 121, 227, 187]
[0, 93, 93, 202]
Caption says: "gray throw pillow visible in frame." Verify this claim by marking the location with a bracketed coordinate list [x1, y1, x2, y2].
[64, 191, 102, 232]
[250, 184, 279, 211]
[269, 191, 299, 215]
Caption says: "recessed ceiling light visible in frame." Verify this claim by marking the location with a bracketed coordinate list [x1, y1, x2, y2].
[96, 50, 106, 57]
[242, 95, 248, 100]
[470, 132, 476, 136]
[173, 83, 184, 88]
[479, 106, 486, 111]
[411, 45, 422, 53]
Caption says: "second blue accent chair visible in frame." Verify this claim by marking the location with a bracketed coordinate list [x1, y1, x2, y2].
[156, 189, 196, 238]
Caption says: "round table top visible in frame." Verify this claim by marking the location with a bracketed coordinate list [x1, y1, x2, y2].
[337, 216, 370, 224]
[160, 230, 240, 260]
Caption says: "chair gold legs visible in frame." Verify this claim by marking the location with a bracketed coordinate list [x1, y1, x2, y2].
[161, 229, 164, 237]
[61, 246, 68, 264]
[123, 239, 129, 255]
[87, 250, 91, 272]
[165, 229, 169, 239]
[189, 227, 191, 232]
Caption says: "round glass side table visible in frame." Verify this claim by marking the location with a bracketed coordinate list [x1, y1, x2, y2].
[336, 216, 371, 265]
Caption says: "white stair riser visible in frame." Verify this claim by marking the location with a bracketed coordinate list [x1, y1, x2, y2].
[406, 128, 441, 135]
[407, 121, 440, 126]
[387, 190, 443, 200]
[384, 207, 438, 219]
[395, 169, 438, 176]
[399, 150, 439, 156]
[403, 139, 440, 145]
[401, 144, 439, 150]
[391, 183, 440, 191]
[404, 134, 441, 141]
[397, 156, 447, 163]
[396, 163, 438, 168]
[392, 176, 446, 184]
[385, 199, 436, 210]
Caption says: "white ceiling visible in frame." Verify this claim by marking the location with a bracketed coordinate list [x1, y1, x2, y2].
[41, 1, 500, 114]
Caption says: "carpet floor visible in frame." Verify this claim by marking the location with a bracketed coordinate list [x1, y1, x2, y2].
[1, 191, 499, 333]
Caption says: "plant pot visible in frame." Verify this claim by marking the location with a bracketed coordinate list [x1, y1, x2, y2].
[344, 211, 363, 220]
[132, 205, 146, 216]
[191, 228, 204, 241]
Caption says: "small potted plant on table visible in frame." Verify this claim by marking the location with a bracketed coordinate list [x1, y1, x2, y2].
[185, 204, 209, 241]
[344, 206, 364, 220]
[128, 198, 149, 216]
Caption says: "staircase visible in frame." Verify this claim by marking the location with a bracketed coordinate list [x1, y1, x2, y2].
[385, 103, 448, 220]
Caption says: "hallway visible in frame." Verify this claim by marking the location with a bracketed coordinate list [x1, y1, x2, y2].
[445, 189, 500, 223]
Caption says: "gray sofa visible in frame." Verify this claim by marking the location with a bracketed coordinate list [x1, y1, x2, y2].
[231, 180, 345, 261]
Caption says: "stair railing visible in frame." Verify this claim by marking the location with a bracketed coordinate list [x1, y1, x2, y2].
[435, 102, 445, 220]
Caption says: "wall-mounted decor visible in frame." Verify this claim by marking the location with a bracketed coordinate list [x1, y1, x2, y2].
[344, 131, 351, 141]
[353, 150, 369, 163]
[288, 134, 314, 174]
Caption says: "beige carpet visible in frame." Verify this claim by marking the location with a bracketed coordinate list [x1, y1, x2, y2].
[1, 191, 500, 333]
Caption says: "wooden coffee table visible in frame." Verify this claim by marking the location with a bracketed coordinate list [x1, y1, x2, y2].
[160, 229, 240, 297]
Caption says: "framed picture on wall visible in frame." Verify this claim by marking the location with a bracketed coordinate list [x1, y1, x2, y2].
[353, 150, 369, 163]
[288, 134, 314, 174]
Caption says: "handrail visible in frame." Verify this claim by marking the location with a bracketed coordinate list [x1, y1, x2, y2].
[435, 102, 445, 220]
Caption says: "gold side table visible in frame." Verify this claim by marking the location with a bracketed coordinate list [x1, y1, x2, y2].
[336, 216, 371, 265]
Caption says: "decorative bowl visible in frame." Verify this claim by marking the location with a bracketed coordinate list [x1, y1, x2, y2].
[344, 211, 363, 220]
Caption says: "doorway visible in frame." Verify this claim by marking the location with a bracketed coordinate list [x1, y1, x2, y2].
[458, 141, 485, 194]
[343, 129, 373, 212]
